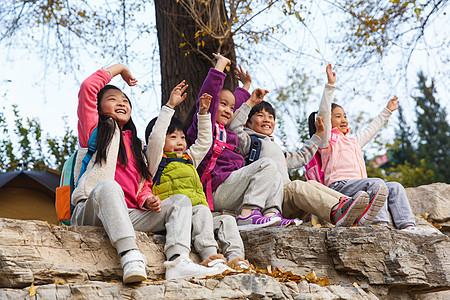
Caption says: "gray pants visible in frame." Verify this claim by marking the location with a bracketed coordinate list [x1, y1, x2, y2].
[72, 179, 193, 260]
[213, 215, 245, 261]
[330, 178, 415, 229]
[191, 205, 219, 261]
[212, 157, 283, 215]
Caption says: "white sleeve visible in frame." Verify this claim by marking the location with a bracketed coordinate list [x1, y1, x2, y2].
[317, 84, 336, 148]
[355, 107, 393, 148]
[146, 106, 174, 177]
[227, 103, 252, 156]
[186, 113, 213, 168]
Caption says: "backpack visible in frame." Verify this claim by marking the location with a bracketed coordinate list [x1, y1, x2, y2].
[304, 131, 338, 184]
[245, 135, 262, 165]
[55, 128, 98, 225]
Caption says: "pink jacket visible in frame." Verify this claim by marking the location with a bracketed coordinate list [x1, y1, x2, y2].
[317, 84, 393, 187]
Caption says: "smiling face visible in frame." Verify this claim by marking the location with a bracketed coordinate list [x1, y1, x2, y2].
[215, 89, 235, 125]
[164, 129, 187, 157]
[246, 108, 275, 136]
[99, 89, 131, 128]
[331, 105, 348, 133]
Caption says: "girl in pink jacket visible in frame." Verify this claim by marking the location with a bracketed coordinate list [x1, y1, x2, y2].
[310, 64, 440, 235]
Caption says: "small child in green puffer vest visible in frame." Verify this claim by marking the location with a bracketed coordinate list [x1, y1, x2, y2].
[145, 81, 250, 272]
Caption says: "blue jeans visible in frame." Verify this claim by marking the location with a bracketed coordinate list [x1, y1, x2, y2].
[330, 178, 415, 229]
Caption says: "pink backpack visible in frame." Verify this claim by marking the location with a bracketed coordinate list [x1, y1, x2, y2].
[304, 131, 338, 184]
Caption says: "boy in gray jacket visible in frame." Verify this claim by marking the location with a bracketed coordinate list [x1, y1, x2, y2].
[228, 95, 373, 227]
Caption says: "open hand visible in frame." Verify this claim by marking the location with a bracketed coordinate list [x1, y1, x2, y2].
[143, 195, 161, 212]
[247, 88, 269, 107]
[315, 116, 325, 138]
[386, 96, 399, 112]
[167, 80, 188, 108]
[199, 93, 212, 115]
[235, 65, 252, 90]
[213, 53, 231, 72]
[326, 64, 336, 85]
[121, 66, 138, 86]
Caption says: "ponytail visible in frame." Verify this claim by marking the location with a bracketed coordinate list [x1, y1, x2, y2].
[308, 111, 318, 137]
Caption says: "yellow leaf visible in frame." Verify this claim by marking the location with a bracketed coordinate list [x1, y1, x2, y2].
[54, 280, 66, 285]
[179, 42, 186, 48]
[194, 30, 202, 39]
[225, 66, 230, 72]
[219, 40, 223, 44]
[201, 40, 205, 47]
[29, 283, 36, 296]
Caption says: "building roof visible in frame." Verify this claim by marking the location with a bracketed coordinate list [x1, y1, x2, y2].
[0, 170, 60, 193]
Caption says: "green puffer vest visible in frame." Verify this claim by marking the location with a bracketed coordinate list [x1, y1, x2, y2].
[152, 152, 209, 208]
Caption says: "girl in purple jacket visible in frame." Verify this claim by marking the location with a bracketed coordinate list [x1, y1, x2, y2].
[187, 53, 298, 230]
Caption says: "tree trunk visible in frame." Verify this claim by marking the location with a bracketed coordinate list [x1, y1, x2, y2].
[154, 0, 237, 128]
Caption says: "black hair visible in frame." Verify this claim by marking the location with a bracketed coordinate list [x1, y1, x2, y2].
[145, 116, 185, 145]
[247, 101, 276, 124]
[95, 85, 151, 181]
[308, 103, 343, 137]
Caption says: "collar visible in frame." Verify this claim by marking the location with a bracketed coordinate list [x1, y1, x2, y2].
[331, 126, 351, 136]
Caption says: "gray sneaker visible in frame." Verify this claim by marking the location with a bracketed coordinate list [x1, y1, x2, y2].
[356, 185, 387, 226]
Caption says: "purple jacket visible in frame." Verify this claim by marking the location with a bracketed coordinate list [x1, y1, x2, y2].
[187, 68, 250, 193]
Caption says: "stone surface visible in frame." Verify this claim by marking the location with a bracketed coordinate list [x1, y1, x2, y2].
[1, 183, 450, 299]
[406, 183, 450, 229]
[0, 274, 379, 300]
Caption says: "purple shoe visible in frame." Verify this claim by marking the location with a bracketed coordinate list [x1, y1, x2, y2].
[276, 213, 302, 227]
[236, 210, 282, 231]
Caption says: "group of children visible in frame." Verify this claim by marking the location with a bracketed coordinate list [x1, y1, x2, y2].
[70, 54, 440, 284]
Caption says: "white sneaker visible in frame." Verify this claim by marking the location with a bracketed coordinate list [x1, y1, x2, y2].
[207, 258, 235, 274]
[120, 249, 147, 284]
[237, 260, 250, 270]
[164, 255, 219, 280]
[400, 226, 443, 235]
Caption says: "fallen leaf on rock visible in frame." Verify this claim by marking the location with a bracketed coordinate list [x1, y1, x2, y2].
[53, 280, 66, 285]
[311, 218, 321, 228]
[29, 283, 36, 296]
[415, 213, 442, 229]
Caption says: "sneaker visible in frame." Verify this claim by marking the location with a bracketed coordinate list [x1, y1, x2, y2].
[120, 249, 147, 284]
[356, 185, 387, 226]
[164, 255, 219, 280]
[400, 226, 443, 235]
[237, 260, 250, 270]
[236, 210, 282, 231]
[207, 258, 235, 274]
[331, 191, 369, 227]
[275, 213, 302, 226]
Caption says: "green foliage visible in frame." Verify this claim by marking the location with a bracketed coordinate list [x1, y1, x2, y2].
[0, 105, 77, 172]
[366, 159, 434, 188]
[413, 72, 450, 182]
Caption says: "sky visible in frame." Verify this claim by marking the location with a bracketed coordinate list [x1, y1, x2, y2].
[1, 1, 449, 159]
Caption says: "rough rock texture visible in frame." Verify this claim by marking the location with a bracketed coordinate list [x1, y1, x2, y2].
[1, 183, 449, 299]
[406, 183, 450, 232]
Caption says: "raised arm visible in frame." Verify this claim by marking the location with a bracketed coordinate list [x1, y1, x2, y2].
[317, 64, 336, 148]
[187, 54, 228, 145]
[187, 94, 213, 167]
[354, 96, 396, 148]
[228, 88, 269, 156]
[147, 81, 188, 176]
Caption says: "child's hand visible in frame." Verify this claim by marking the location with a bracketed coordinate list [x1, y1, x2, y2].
[235, 65, 252, 91]
[120, 66, 138, 86]
[143, 195, 161, 213]
[213, 53, 231, 72]
[199, 93, 212, 115]
[386, 96, 400, 112]
[326, 64, 336, 85]
[315, 116, 325, 138]
[167, 80, 188, 108]
[247, 88, 269, 107]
